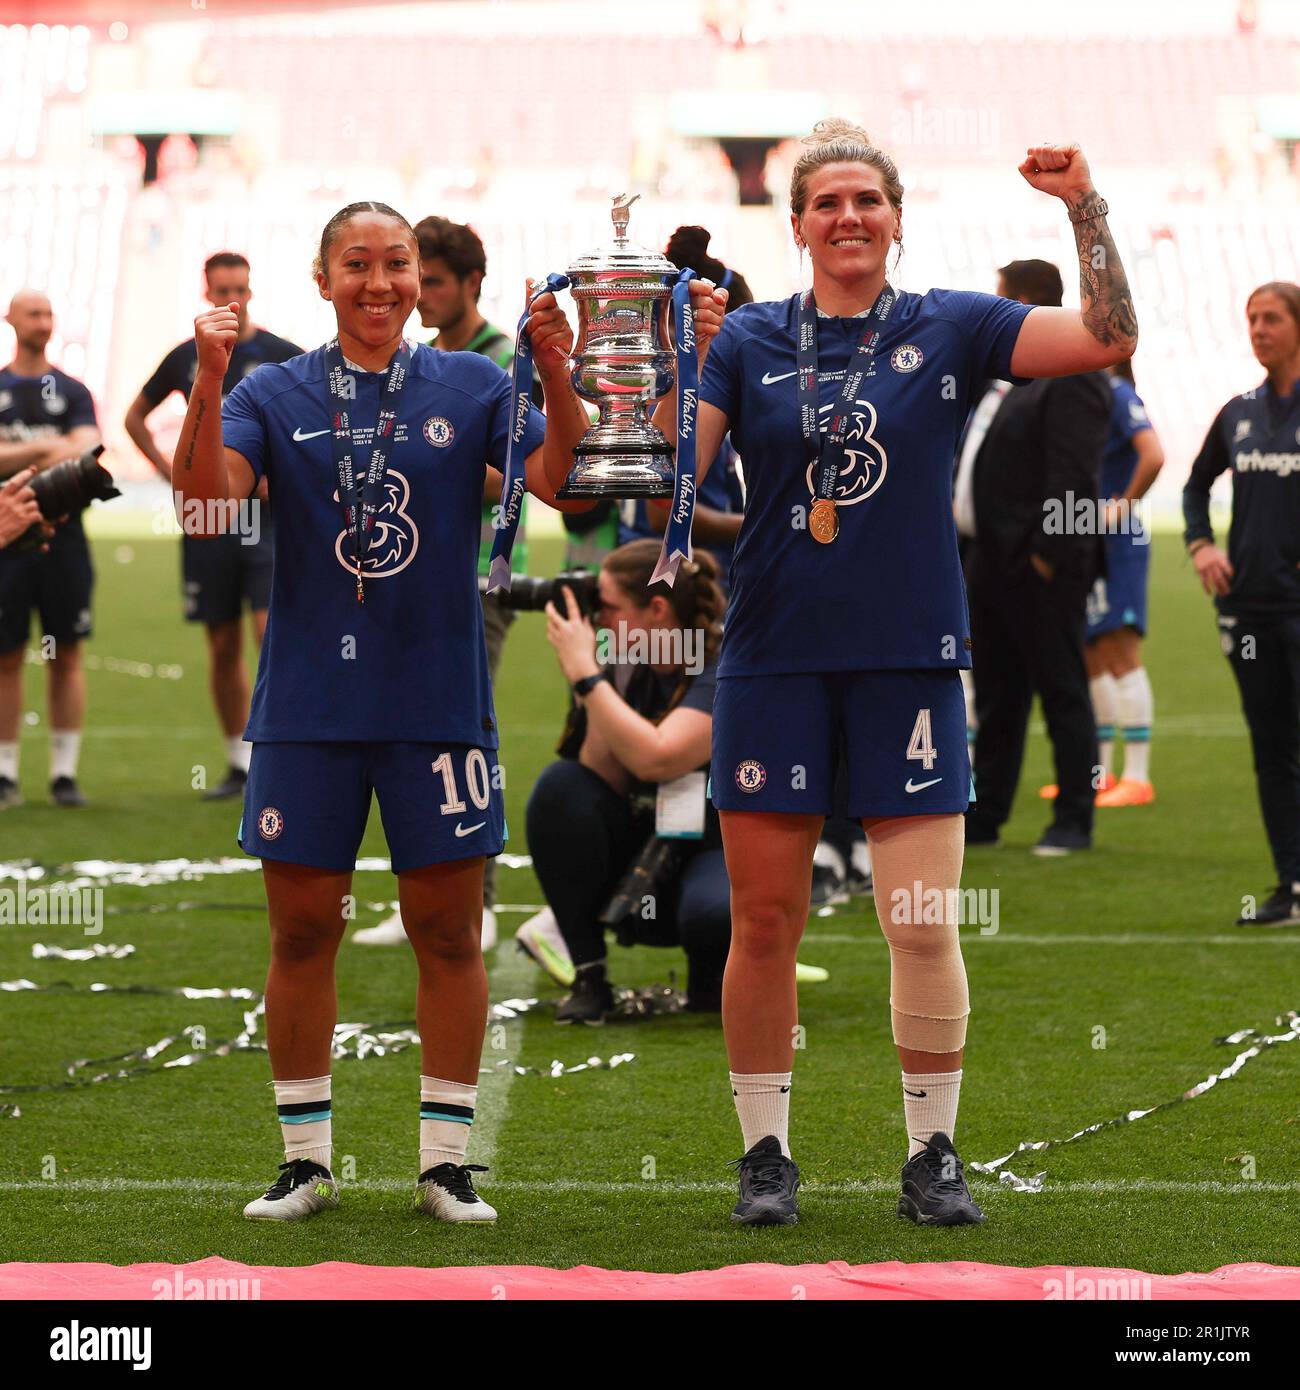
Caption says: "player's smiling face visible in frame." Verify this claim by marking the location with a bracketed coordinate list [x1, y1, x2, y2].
[318, 213, 419, 355]
[1247, 291, 1299, 373]
[795, 163, 899, 287]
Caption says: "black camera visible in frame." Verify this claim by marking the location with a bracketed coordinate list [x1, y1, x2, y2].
[14, 444, 121, 551]
[479, 567, 599, 615]
[599, 833, 686, 948]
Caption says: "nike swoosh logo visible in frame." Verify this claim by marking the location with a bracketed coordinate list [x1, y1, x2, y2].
[903, 1088, 927, 1098]
[780, 1085, 791, 1093]
[454, 821, 486, 838]
[762, 370, 797, 385]
[292, 427, 330, 441]
[905, 777, 943, 793]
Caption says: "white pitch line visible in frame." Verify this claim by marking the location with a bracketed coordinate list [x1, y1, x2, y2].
[0, 1178, 1296, 1195]
[470, 938, 545, 1174]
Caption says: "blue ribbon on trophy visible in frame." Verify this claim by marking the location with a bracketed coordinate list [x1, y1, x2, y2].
[650, 267, 698, 587]
[486, 271, 571, 594]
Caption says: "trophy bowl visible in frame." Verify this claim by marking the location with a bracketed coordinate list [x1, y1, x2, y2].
[557, 194, 679, 499]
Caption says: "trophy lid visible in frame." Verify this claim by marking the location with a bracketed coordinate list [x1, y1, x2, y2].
[567, 194, 677, 279]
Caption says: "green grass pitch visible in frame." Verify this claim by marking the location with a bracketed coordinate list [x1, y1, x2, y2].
[0, 525, 1296, 1275]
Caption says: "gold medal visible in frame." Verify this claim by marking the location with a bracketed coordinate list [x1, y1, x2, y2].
[810, 498, 839, 545]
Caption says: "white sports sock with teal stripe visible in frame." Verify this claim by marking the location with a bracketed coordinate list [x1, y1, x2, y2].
[1115, 667, 1153, 782]
[1089, 673, 1119, 777]
[274, 1074, 332, 1169]
[420, 1076, 476, 1170]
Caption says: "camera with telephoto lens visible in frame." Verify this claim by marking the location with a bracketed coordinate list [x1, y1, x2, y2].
[13, 444, 121, 551]
[477, 567, 599, 616]
[599, 832, 686, 948]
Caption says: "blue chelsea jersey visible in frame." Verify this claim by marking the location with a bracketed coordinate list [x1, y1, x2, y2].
[1101, 377, 1152, 500]
[221, 342, 546, 744]
[699, 289, 1031, 677]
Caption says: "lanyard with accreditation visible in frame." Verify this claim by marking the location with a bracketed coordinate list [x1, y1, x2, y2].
[324, 337, 412, 604]
[796, 284, 895, 544]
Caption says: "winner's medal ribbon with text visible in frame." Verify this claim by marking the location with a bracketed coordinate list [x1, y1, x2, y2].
[796, 285, 894, 545]
[325, 338, 412, 603]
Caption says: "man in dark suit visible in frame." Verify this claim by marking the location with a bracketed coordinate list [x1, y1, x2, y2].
[964, 259, 1111, 855]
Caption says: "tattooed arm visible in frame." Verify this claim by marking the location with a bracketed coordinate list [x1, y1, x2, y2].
[1006, 144, 1139, 378]
[172, 304, 256, 528]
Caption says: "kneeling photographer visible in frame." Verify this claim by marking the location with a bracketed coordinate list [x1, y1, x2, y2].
[526, 539, 728, 1024]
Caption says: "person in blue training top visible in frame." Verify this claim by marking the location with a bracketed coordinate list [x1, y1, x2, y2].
[655, 119, 1138, 1228]
[1184, 280, 1300, 929]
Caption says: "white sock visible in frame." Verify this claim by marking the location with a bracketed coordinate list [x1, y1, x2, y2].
[420, 1076, 476, 1171]
[1115, 667, 1153, 783]
[902, 1069, 963, 1159]
[274, 1074, 332, 1169]
[227, 736, 252, 774]
[49, 729, 81, 781]
[730, 1071, 792, 1157]
[1088, 673, 1119, 777]
[0, 741, 17, 782]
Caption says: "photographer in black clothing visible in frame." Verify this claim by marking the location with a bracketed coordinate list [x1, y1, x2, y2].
[1184, 281, 1300, 927]
[526, 540, 730, 1023]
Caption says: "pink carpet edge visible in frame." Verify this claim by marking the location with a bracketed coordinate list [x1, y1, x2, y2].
[2, 1257, 1297, 1300]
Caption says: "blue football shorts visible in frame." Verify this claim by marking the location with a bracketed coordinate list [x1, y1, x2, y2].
[1087, 532, 1151, 639]
[711, 669, 972, 819]
[238, 741, 505, 873]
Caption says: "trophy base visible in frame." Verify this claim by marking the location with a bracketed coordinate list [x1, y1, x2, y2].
[554, 446, 675, 500]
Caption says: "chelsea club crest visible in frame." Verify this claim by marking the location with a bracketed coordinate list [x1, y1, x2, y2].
[890, 344, 923, 373]
[423, 416, 454, 447]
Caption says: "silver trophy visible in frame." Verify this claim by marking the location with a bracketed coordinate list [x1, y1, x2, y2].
[557, 194, 679, 499]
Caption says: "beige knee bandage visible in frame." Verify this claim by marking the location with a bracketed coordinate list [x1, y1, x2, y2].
[868, 813, 970, 1053]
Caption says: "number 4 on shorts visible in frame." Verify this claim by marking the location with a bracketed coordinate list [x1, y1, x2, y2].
[906, 708, 937, 771]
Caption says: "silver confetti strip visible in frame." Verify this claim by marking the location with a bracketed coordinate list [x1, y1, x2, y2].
[0, 853, 534, 891]
[31, 943, 135, 961]
[610, 982, 686, 1018]
[0, 982, 631, 1107]
[973, 1010, 1300, 1190]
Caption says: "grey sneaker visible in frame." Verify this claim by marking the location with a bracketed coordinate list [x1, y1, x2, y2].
[729, 1135, 800, 1226]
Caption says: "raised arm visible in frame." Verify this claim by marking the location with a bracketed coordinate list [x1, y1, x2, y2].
[1008, 145, 1139, 379]
[519, 291, 596, 515]
[172, 304, 256, 526]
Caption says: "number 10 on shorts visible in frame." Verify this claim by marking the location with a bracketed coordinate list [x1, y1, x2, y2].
[907, 708, 937, 771]
[431, 749, 494, 814]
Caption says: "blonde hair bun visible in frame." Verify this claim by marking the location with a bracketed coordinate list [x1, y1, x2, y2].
[805, 118, 873, 148]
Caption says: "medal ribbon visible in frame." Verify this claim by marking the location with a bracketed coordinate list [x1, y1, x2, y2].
[325, 338, 412, 602]
[486, 271, 571, 593]
[650, 267, 699, 587]
[794, 285, 895, 505]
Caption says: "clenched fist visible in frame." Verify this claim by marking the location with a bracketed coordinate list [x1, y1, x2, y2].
[690, 279, 728, 352]
[1018, 143, 1095, 202]
[195, 301, 240, 381]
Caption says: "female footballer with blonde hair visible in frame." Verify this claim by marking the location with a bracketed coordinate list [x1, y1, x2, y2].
[658, 120, 1137, 1225]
